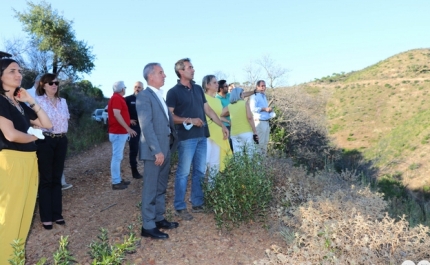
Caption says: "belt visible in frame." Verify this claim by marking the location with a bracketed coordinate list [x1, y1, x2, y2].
[43, 132, 67, 138]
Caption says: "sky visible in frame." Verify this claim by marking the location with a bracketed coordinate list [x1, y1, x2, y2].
[1, 0, 430, 98]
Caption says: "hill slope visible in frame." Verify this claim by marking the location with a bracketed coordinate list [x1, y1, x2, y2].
[304, 48, 430, 190]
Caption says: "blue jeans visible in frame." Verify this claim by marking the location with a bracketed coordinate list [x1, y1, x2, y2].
[174, 137, 207, 210]
[109, 133, 129, 184]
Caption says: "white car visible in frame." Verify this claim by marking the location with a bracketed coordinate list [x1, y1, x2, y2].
[101, 105, 108, 125]
[92, 109, 104, 122]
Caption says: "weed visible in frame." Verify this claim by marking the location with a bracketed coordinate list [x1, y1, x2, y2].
[89, 227, 138, 264]
[52, 236, 76, 264]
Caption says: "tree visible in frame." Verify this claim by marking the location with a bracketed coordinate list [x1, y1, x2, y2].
[14, 1, 95, 78]
[256, 54, 289, 89]
[214, 70, 228, 81]
[243, 61, 261, 90]
[4, 37, 52, 87]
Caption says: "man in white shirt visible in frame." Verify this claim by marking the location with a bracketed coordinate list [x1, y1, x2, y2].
[137, 63, 179, 239]
[249, 80, 275, 154]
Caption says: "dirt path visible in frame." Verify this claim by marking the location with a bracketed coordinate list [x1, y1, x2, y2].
[25, 141, 284, 264]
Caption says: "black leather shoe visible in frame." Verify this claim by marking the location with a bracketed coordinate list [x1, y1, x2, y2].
[141, 227, 169, 239]
[156, 219, 179, 229]
[121, 179, 131, 185]
[132, 168, 143, 179]
[42, 223, 53, 230]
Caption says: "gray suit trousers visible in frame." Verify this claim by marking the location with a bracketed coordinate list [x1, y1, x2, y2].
[141, 151, 171, 229]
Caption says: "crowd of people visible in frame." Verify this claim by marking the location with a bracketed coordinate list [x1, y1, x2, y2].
[0, 54, 275, 262]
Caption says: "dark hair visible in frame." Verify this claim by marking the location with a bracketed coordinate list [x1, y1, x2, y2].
[217, 79, 227, 93]
[0, 58, 20, 95]
[256, 80, 265, 87]
[174, 58, 191, 78]
[36, 73, 59, 97]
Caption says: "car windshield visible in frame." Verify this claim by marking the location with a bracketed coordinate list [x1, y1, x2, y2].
[96, 110, 103, 115]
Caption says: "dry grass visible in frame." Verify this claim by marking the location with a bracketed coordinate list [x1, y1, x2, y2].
[254, 158, 430, 264]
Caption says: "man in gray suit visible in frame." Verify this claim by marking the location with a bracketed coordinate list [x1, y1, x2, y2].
[136, 63, 179, 239]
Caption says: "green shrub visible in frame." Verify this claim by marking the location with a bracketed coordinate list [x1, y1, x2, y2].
[67, 116, 108, 157]
[89, 227, 138, 265]
[52, 236, 76, 265]
[9, 227, 137, 264]
[203, 152, 273, 231]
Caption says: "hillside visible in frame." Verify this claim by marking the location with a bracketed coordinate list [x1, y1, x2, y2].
[303, 48, 430, 190]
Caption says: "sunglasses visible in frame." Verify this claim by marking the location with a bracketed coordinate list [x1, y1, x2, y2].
[47, 81, 59, 86]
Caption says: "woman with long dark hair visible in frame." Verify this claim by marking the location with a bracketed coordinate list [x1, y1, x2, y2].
[0, 52, 52, 263]
[35, 73, 70, 230]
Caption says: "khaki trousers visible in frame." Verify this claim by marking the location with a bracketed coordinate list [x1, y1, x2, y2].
[254, 119, 270, 154]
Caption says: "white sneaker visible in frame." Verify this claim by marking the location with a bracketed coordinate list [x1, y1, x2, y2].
[62, 184, 73, 190]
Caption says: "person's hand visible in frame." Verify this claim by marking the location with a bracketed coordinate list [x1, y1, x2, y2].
[127, 128, 137, 137]
[263, 107, 272, 112]
[221, 125, 229, 139]
[190, 118, 204, 127]
[130, 119, 137, 126]
[154, 152, 165, 166]
[15, 88, 34, 104]
[253, 134, 259, 144]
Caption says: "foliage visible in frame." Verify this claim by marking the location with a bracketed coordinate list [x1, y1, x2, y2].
[269, 108, 289, 153]
[8, 228, 138, 264]
[76, 80, 104, 99]
[14, 1, 95, 77]
[8, 239, 26, 265]
[67, 116, 108, 157]
[61, 81, 107, 119]
[203, 151, 273, 231]
[313, 71, 350, 83]
[52, 236, 76, 265]
[89, 227, 138, 265]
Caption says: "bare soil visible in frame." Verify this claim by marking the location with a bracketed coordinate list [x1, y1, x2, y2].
[25, 141, 284, 265]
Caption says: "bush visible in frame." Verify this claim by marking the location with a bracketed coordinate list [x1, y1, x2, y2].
[256, 159, 430, 264]
[203, 151, 273, 231]
[67, 116, 108, 157]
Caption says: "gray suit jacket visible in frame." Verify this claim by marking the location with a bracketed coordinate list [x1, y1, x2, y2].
[136, 87, 178, 160]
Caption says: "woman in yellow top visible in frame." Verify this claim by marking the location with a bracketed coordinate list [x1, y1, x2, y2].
[202, 75, 232, 185]
[221, 87, 258, 155]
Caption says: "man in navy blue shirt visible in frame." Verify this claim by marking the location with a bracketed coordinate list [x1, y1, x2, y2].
[166, 58, 228, 221]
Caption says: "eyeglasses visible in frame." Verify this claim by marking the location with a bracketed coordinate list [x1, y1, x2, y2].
[223, 85, 228, 88]
[47, 81, 59, 86]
